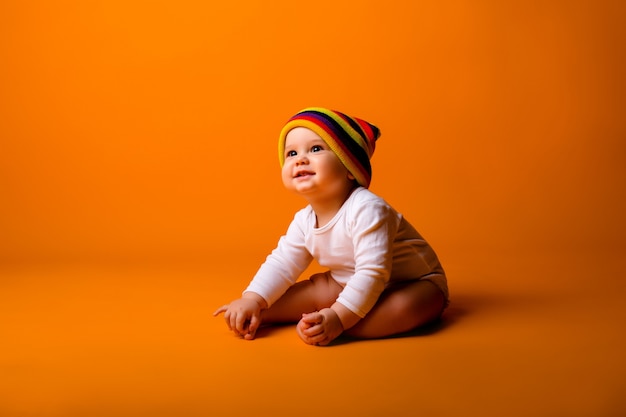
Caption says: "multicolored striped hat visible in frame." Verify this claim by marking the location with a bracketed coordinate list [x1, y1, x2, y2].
[278, 107, 381, 188]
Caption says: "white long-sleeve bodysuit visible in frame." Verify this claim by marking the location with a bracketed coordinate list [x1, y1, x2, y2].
[245, 187, 449, 318]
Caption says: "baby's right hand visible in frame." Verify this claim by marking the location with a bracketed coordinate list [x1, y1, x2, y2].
[213, 294, 265, 340]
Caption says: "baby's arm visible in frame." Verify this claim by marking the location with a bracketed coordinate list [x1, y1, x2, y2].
[213, 292, 268, 340]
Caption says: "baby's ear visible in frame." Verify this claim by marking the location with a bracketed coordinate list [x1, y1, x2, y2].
[347, 172, 355, 180]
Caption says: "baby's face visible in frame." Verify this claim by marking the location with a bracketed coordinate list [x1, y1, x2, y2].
[281, 127, 354, 198]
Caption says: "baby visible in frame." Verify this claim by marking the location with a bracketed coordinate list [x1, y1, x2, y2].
[214, 107, 449, 345]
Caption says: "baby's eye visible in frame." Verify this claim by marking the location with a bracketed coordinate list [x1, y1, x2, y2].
[311, 145, 323, 152]
[286, 150, 297, 158]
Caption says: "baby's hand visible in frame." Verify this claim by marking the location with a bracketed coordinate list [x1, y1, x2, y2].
[213, 295, 264, 340]
[296, 308, 344, 346]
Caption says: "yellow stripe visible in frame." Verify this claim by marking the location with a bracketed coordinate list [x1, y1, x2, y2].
[305, 107, 370, 154]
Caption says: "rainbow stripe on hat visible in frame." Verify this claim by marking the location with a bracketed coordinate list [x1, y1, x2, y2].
[278, 107, 381, 188]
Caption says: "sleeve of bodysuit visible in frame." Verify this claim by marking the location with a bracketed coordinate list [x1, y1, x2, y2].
[335, 198, 400, 317]
[244, 210, 314, 307]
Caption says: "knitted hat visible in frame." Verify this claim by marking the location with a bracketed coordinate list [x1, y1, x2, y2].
[278, 107, 381, 188]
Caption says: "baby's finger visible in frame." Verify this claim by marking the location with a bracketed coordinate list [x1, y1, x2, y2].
[234, 312, 249, 335]
[246, 314, 261, 339]
[316, 337, 332, 347]
[301, 312, 323, 325]
[308, 331, 329, 345]
[223, 311, 233, 330]
[212, 305, 228, 316]
[302, 331, 327, 346]
[227, 311, 241, 333]
[302, 323, 324, 338]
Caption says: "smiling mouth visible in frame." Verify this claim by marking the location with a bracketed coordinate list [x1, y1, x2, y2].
[295, 171, 314, 178]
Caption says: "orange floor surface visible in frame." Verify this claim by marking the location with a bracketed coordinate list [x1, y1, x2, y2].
[1, 248, 624, 417]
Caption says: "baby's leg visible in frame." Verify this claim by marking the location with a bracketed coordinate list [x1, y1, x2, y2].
[345, 279, 445, 339]
[262, 272, 343, 324]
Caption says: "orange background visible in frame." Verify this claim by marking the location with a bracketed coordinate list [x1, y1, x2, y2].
[1, 1, 625, 416]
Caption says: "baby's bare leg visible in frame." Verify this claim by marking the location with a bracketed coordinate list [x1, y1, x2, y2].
[262, 272, 343, 324]
[345, 279, 445, 339]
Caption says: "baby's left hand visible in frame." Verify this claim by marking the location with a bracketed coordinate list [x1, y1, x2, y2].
[296, 308, 344, 346]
